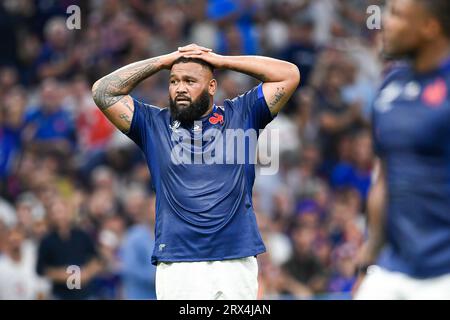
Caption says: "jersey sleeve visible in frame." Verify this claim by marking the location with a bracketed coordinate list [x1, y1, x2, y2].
[126, 98, 161, 149]
[230, 83, 276, 131]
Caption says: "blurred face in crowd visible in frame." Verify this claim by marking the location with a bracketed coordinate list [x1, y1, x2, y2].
[40, 79, 63, 112]
[16, 201, 33, 231]
[296, 211, 319, 229]
[382, 0, 443, 58]
[290, 21, 314, 44]
[352, 131, 373, 169]
[169, 61, 216, 125]
[5, 228, 25, 257]
[88, 189, 115, 219]
[92, 167, 115, 191]
[71, 76, 89, 98]
[45, 18, 70, 49]
[292, 226, 316, 254]
[48, 199, 72, 231]
[0, 67, 18, 90]
[324, 66, 345, 92]
[330, 201, 353, 227]
[4, 88, 26, 128]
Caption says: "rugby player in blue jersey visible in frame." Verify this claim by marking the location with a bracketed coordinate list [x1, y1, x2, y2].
[354, 0, 450, 299]
[92, 44, 300, 299]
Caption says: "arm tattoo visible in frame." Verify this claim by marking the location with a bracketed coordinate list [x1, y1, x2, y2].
[123, 98, 134, 113]
[92, 57, 160, 110]
[119, 113, 132, 125]
[269, 87, 285, 111]
[119, 113, 132, 134]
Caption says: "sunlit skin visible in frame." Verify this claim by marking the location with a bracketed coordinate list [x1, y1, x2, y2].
[383, 0, 450, 71]
[169, 62, 216, 117]
[382, 0, 426, 57]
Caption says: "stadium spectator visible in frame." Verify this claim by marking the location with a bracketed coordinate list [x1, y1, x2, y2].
[0, 226, 50, 299]
[331, 130, 373, 201]
[36, 197, 103, 299]
[120, 191, 157, 299]
[22, 78, 76, 155]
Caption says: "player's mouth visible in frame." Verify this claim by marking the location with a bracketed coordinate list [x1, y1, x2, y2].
[176, 96, 191, 105]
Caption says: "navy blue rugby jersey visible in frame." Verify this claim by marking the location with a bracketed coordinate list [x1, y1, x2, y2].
[127, 84, 275, 265]
[372, 57, 450, 278]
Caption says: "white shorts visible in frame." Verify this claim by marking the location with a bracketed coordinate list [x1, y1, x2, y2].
[355, 265, 450, 300]
[155, 256, 258, 300]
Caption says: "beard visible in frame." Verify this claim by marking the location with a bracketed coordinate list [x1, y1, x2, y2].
[381, 46, 417, 62]
[381, 32, 419, 62]
[169, 89, 211, 126]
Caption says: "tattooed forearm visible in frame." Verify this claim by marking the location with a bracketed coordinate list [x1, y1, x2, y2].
[92, 57, 161, 110]
[269, 87, 285, 111]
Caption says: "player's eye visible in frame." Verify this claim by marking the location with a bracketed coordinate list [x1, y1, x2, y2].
[170, 79, 178, 85]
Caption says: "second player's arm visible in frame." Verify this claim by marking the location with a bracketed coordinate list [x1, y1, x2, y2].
[363, 157, 387, 265]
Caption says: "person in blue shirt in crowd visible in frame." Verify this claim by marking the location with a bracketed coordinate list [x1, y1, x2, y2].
[120, 191, 157, 300]
[23, 78, 76, 154]
[92, 43, 300, 299]
[354, 0, 450, 299]
[207, 0, 259, 55]
[0, 86, 27, 180]
[331, 129, 373, 201]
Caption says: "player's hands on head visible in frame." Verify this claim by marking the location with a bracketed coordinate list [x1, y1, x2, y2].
[181, 49, 225, 69]
[164, 43, 214, 69]
[178, 43, 212, 54]
[165, 43, 225, 69]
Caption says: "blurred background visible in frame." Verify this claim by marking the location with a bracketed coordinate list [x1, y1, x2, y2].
[0, 0, 386, 300]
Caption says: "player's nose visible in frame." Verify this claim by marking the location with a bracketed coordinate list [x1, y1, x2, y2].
[176, 84, 188, 95]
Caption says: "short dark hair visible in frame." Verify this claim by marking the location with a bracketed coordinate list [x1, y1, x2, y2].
[171, 57, 215, 74]
[417, 0, 450, 38]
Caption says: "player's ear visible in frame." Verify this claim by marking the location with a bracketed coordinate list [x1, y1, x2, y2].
[209, 78, 217, 96]
[423, 16, 441, 40]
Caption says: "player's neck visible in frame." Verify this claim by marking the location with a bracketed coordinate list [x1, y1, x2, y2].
[201, 103, 214, 117]
[414, 38, 450, 73]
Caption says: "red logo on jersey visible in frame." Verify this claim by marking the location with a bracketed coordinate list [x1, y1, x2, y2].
[209, 112, 224, 125]
[422, 78, 447, 108]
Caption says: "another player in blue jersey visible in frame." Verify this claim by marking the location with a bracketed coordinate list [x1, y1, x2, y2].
[92, 44, 300, 299]
[354, 0, 450, 299]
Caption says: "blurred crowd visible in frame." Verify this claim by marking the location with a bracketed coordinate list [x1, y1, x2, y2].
[0, 0, 386, 299]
